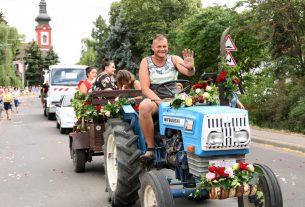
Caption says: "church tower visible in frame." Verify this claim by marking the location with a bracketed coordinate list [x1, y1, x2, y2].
[35, 0, 52, 51]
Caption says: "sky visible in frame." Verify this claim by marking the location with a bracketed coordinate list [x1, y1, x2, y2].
[1, 0, 238, 64]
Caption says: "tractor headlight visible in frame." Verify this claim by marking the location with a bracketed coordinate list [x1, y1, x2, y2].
[235, 130, 249, 143]
[207, 132, 223, 145]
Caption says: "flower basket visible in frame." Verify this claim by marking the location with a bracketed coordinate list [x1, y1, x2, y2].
[209, 184, 257, 199]
[195, 162, 261, 200]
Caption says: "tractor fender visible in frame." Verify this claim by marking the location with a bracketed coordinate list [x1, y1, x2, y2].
[69, 132, 90, 150]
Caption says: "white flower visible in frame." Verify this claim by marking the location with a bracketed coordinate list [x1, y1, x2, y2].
[224, 167, 234, 177]
[195, 88, 201, 94]
[179, 93, 187, 100]
[203, 92, 210, 99]
[115, 97, 119, 102]
[247, 164, 255, 172]
[205, 86, 212, 92]
[206, 172, 216, 181]
[105, 111, 111, 117]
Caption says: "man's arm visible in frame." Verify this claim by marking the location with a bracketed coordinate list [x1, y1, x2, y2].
[172, 49, 195, 77]
[139, 58, 161, 102]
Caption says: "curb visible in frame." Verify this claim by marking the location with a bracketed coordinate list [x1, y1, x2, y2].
[252, 135, 305, 153]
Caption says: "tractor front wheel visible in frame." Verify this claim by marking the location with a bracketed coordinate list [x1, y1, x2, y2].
[238, 163, 283, 207]
[140, 170, 174, 207]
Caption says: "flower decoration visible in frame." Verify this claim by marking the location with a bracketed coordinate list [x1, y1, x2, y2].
[71, 91, 138, 131]
[170, 81, 220, 109]
[217, 61, 240, 100]
[194, 162, 262, 200]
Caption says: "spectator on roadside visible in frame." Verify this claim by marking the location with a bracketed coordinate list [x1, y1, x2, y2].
[230, 91, 245, 109]
[116, 69, 141, 90]
[12, 87, 20, 113]
[138, 34, 195, 160]
[92, 59, 117, 91]
[41, 80, 49, 104]
[78, 66, 98, 95]
[0, 86, 4, 119]
[2, 87, 13, 120]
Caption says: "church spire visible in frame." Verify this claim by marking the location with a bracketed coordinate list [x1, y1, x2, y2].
[35, 0, 51, 25]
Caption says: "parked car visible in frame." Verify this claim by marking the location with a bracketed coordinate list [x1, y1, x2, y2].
[55, 94, 76, 134]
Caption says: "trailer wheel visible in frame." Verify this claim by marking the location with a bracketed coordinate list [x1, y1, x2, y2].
[238, 163, 283, 207]
[104, 119, 141, 207]
[60, 126, 66, 134]
[47, 112, 54, 120]
[56, 120, 60, 129]
[140, 170, 174, 207]
[73, 149, 86, 172]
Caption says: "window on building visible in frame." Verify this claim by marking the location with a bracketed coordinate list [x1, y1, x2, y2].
[42, 35, 47, 44]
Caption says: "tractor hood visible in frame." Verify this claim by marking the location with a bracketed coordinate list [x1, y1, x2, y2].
[159, 102, 247, 116]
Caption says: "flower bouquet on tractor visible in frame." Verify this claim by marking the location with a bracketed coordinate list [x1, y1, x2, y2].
[69, 89, 141, 172]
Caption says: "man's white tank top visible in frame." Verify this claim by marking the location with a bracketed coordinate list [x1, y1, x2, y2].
[147, 55, 178, 84]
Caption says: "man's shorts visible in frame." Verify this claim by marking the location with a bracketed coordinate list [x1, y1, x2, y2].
[14, 99, 19, 107]
[4, 102, 12, 110]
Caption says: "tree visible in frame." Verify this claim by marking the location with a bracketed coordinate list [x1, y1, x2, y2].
[0, 23, 22, 86]
[176, 6, 238, 81]
[246, 0, 305, 78]
[44, 46, 59, 68]
[0, 11, 7, 24]
[79, 38, 96, 66]
[103, 8, 138, 73]
[123, 0, 202, 57]
[24, 41, 44, 86]
[91, 15, 109, 64]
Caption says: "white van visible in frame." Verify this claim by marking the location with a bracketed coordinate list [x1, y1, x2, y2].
[44, 65, 87, 120]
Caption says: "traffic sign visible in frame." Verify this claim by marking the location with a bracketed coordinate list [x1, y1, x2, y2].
[225, 35, 237, 51]
[225, 52, 236, 67]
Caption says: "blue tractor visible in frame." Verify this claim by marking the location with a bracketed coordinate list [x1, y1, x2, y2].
[91, 79, 282, 207]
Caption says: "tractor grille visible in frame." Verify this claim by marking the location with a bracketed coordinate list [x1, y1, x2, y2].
[202, 113, 250, 151]
[187, 153, 245, 177]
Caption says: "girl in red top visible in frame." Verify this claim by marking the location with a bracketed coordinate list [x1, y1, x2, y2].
[78, 66, 98, 94]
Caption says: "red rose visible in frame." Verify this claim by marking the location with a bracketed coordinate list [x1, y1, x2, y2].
[192, 83, 204, 89]
[216, 167, 226, 176]
[239, 162, 249, 171]
[208, 165, 217, 172]
[198, 95, 205, 103]
[133, 104, 139, 112]
[202, 81, 208, 90]
[96, 106, 102, 111]
[216, 70, 227, 83]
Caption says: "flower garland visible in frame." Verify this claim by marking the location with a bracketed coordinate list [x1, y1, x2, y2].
[71, 91, 139, 131]
[170, 81, 220, 109]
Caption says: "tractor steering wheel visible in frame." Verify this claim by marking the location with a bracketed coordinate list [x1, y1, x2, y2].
[156, 80, 191, 97]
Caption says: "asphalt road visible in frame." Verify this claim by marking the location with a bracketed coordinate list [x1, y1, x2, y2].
[0, 96, 304, 207]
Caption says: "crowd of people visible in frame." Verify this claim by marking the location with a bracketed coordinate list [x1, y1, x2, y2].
[0, 86, 21, 120]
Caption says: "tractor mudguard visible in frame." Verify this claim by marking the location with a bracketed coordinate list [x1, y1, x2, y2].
[69, 132, 90, 150]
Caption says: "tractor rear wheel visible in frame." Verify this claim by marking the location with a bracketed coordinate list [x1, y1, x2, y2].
[140, 170, 174, 207]
[104, 119, 141, 207]
[72, 149, 86, 172]
[238, 163, 283, 207]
